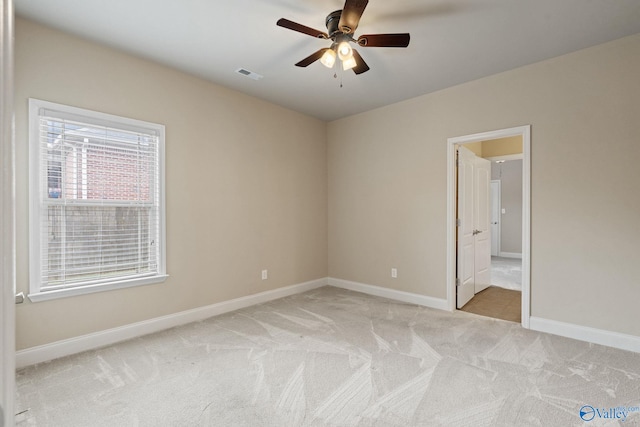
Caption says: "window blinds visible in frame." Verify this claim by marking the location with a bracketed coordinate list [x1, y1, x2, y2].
[35, 109, 161, 292]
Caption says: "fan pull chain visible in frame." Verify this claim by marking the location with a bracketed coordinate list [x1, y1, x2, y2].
[334, 69, 344, 88]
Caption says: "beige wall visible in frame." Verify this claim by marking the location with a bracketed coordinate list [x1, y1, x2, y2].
[15, 18, 640, 349]
[14, 19, 328, 350]
[329, 33, 640, 336]
[463, 141, 483, 156]
[463, 136, 522, 158]
[482, 136, 523, 157]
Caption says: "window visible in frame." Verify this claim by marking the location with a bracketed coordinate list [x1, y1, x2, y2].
[28, 99, 166, 301]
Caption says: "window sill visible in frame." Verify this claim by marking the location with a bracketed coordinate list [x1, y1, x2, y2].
[27, 274, 169, 303]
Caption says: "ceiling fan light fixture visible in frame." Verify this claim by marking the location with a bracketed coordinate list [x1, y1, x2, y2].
[342, 55, 357, 70]
[337, 41, 353, 61]
[320, 48, 337, 68]
[277, 0, 410, 76]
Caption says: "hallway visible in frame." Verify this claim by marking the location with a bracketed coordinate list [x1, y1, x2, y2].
[490, 256, 522, 290]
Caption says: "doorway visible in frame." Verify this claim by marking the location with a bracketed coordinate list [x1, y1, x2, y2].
[488, 157, 523, 295]
[446, 126, 531, 328]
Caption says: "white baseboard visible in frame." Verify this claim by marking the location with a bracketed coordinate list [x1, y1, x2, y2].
[16, 278, 328, 368]
[328, 277, 449, 311]
[498, 252, 522, 259]
[529, 317, 640, 354]
[20, 278, 637, 369]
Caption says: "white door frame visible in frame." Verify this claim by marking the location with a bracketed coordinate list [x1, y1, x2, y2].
[446, 125, 531, 328]
[1, 0, 16, 425]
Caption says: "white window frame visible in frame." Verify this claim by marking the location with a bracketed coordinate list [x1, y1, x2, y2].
[28, 99, 167, 302]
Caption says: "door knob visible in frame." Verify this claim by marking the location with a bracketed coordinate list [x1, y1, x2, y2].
[472, 229, 482, 235]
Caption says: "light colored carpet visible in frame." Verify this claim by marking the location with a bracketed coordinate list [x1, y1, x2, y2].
[16, 286, 640, 426]
[491, 256, 522, 291]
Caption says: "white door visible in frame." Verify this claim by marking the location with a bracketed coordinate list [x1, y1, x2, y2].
[456, 147, 476, 308]
[490, 180, 500, 256]
[474, 157, 491, 293]
[456, 147, 492, 308]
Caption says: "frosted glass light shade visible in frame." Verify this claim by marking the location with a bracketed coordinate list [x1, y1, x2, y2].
[342, 55, 357, 70]
[320, 49, 336, 68]
[337, 42, 353, 61]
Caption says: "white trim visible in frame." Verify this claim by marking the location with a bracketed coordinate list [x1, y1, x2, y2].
[498, 252, 522, 259]
[28, 98, 167, 301]
[16, 278, 327, 368]
[28, 274, 169, 302]
[529, 317, 640, 354]
[446, 139, 457, 312]
[447, 125, 531, 328]
[521, 126, 531, 328]
[0, 0, 15, 424]
[328, 277, 449, 311]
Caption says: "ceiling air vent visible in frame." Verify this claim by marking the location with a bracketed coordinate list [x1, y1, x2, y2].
[235, 68, 263, 81]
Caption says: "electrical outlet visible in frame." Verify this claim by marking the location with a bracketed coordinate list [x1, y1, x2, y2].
[391, 268, 398, 278]
[261, 269, 268, 280]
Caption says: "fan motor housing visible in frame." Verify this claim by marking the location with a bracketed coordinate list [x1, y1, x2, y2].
[325, 10, 343, 37]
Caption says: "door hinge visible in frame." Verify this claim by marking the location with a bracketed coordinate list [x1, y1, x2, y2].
[456, 218, 461, 227]
[455, 278, 461, 286]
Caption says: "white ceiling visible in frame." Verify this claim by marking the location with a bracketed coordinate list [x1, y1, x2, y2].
[14, 0, 640, 121]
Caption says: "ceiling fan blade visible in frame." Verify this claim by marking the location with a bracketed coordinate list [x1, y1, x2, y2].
[357, 33, 410, 48]
[277, 18, 329, 39]
[351, 49, 370, 75]
[295, 49, 330, 67]
[338, 0, 369, 34]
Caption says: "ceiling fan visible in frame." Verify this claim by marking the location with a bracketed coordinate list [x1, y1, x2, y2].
[277, 0, 410, 75]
